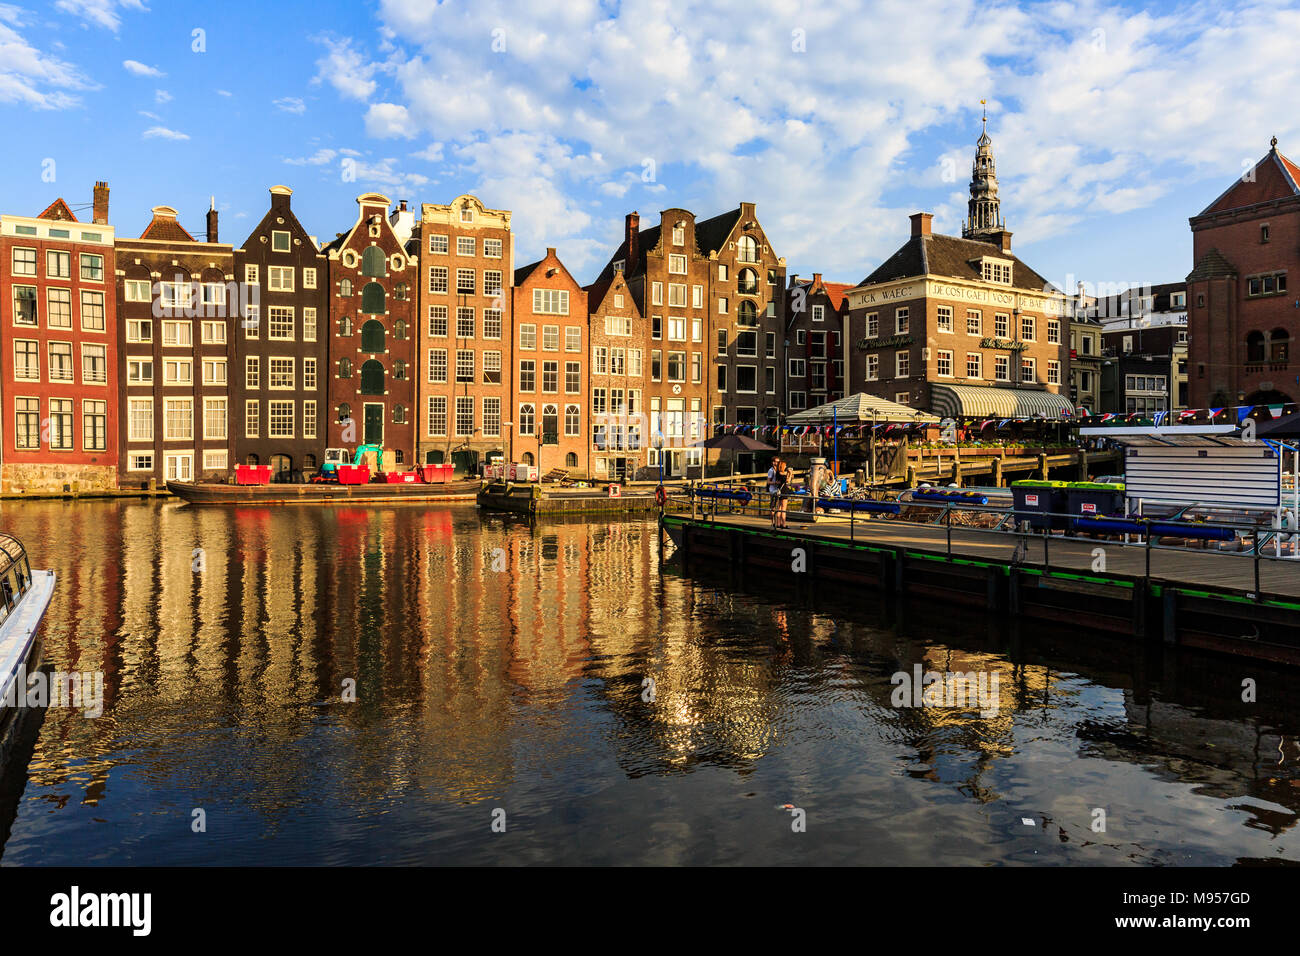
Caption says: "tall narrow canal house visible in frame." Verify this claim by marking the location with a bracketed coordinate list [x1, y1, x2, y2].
[784, 273, 853, 414]
[593, 205, 784, 477]
[511, 248, 588, 475]
[232, 186, 329, 475]
[323, 193, 418, 465]
[585, 268, 646, 480]
[846, 121, 1073, 420]
[415, 195, 513, 472]
[115, 202, 234, 486]
[0, 183, 118, 493]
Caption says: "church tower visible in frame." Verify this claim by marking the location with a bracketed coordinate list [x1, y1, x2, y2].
[962, 107, 1004, 243]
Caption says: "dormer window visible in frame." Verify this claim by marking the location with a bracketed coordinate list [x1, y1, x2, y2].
[672, 222, 685, 245]
[461, 207, 474, 223]
[980, 257, 1013, 284]
[613, 260, 625, 274]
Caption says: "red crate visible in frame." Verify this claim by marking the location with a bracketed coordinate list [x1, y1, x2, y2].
[235, 465, 273, 486]
[336, 464, 370, 485]
[385, 471, 418, 483]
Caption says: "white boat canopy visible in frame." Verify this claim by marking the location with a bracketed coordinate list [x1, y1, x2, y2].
[784, 392, 938, 426]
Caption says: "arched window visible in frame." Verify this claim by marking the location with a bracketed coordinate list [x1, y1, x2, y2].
[737, 300, 758, 326]
[303, 454, 317, 470]
[270, 454, 292, 474]
[1247, 330, 1266, 362]
[361, 319, 386, 352]
[393, 360, 407, 380]
[394, 319, 407, 340]
[340, 279, 353, 297]
[737, 268, 759, 294]
[519, 403, 535, 435]
[1271, 328, 1290, 362]
[337, 403, 351, 422]
[737, 235, 758, 263]
[361, 282, 386, 314]
[245, 454, 259, 466]
[565, 404, 580, 436]
[393, 404, 406, 424]
[566, 452, 578, 467]
[339, 316, 353, 336]
[361, 246, 385, 277]
[522, 452, 534, 466]
[360, 359, 385, 395]
[542, 404, 559, 442]
[339, 357, 352, 378]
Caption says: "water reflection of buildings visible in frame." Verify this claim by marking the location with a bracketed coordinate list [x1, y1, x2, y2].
[3, 499, 1300, 853]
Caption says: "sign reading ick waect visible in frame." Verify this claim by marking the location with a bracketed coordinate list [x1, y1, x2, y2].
[846, 278, 1068, 315]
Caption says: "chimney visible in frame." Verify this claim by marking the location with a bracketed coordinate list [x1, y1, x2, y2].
[625, 211, 639, 269]
[206, 196, 218, 243]
[269, 184, 292, 210]
[92, 181, 109, 225]
[812, 272, 822, 288]
[910, 212, 933, 238]
[996, 229, 1013, 253]
[546, 246, 556, 257]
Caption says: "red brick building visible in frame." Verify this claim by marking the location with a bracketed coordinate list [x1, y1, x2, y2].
[585, 270, 645, 480]
[511, 248, 588, 475]
[415, 195, 512, 472]
[115, 203, 235, 485]
[784, 273, 852, 414]
[1187, 137, 1300, 409]
[323, 193, 418, 466]
[1, 184, 118, 492]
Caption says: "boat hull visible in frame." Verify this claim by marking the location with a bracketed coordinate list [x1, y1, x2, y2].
[165, 479, 482, 505]
[0, 569, 54, 768]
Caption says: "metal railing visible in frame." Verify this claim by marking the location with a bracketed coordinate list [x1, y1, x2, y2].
[663, 483, 1300, 600]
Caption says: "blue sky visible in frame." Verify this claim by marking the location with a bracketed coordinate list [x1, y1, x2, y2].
[3, 0, 1298, 293]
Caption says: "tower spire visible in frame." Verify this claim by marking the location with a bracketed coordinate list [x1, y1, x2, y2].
[963, 104, 1004, 243]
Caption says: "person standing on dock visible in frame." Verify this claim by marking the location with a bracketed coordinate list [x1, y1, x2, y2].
[769, 457, 790, 529]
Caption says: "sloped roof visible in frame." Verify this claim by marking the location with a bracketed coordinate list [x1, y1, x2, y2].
[514, 258, 543, 285]
[860, 232, 1055, 292]
[139, 207, 195, 241]
[38, 199, 78, 222]
[1186, 248, 1237, 282]
[594, 204, 747, 283]
[1196, 145, 1300, 218]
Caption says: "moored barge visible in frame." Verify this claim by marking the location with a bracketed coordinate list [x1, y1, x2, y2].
[166, 479, 482, 505]
[0, 534, 56, 766]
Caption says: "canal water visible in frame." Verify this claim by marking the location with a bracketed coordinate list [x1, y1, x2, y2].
[1, 498, 1298, 866]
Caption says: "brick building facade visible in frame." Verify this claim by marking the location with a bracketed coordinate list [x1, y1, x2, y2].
[415, 195, 512, 472]
[115, 203, 234, 486]
[511, 248, 588, 475]
[0, 184, 118, 492]
[784, 273, 852, 414]
[1187, 138, 1300, 409]
[323, 193, 418, 466]
[585, 270, 645, 480]
[232, 185, 328, 474]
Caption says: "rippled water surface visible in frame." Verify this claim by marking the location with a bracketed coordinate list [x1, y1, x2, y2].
[1, 498, 1298, 865]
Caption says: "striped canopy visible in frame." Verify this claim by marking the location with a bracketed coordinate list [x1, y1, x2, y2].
[929, 383, 1075, 421]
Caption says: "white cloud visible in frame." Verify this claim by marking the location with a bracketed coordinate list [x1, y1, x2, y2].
[154, 88, 170, 104]
[143, 125, 188, 140]
[331, 0, 1300, 280]
[284, 148, 338, 166]
[54, 0, 147, 32]
[216, 88, 232, 97]
[347, 156, 428, 192]
[273, 96, 306, 114]
[409, 141, 443, 162]
[313, 36, 380, 101]
[122, 58, 163, 77]
[364, 101, 413, 138]
[0, 5, 96, 109]
[138, 109, 159, 120]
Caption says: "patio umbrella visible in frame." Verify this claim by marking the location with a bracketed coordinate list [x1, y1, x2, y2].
[691, 433, 777, 477]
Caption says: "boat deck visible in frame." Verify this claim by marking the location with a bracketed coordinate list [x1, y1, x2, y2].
[669, 510, 1300, 599]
